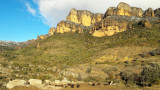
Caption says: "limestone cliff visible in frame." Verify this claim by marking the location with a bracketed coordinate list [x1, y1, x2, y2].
[154, 8, 160, 18]
[66, 8, 104, 26]
[37, 34, 49, 40]
[143, 8, 155, 17]
[91, 17, 132, 37]
[48, 27, 56, 35]
[56, 20, 89, 33]
[104, 2, 143, 18]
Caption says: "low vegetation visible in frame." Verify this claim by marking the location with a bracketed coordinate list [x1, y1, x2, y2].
[0, 23, 160, 88]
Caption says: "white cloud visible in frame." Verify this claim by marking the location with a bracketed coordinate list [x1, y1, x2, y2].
[25, 2, 37, 16]
[34, 0, 160, 27]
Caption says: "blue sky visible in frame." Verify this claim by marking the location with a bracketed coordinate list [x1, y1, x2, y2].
[0, 0, 50, 42]
[0, 0, 159, 42]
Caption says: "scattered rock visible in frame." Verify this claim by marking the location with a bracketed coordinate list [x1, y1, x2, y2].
[6, 79, 26, 89]
[54, 80, 61, 86]
[28, 79, 42, 86]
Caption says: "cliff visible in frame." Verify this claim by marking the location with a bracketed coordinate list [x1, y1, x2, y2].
[104, 2, 144, 18]
[48, 27, 56, 35]
[143, 8, 155, 17]
[38, 2, 160, 39]
[66, 8, 104, 26]
[154, 8, 160, 18]
[56, 20, 89, 33]
[91, 17, 132, 37]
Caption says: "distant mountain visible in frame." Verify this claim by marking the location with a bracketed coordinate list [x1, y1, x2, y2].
[0, 40, 25, 47]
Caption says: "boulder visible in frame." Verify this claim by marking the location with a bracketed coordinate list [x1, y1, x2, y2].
[61, 78, 70, 85]
[54, 80, 61, 86]
[48, 27, 56, 35]
[143, 8, 155, 17]
[104, 2, 143, 18]
[66, 8, 103, 26]
[6, 79, 26, 89]
[28, 79, 42, 86]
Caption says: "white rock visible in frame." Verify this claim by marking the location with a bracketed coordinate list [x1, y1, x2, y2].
[6, 79, 26, 89]
[54, 80, 61, 85]
[29, 79, 42, 86]
[61, 78, 70, 85]
[45, 80, 50, 84]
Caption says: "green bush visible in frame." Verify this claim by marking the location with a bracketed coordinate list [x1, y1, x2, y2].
[120, 70, 137, 84]
[141, 63, 160, 85]
[77, 73, 82, 81]
[86, 67, 92, 74]
[149, 52, 156, 56]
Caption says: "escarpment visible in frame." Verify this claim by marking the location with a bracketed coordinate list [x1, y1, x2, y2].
[66, 8, 104, 26]
[143, 8, 155, 17]
[91, 17, 132, 37]
[154, 8, 160, 18]
[104, 2, 144, 18]
[37, 2, 160, 39]
[56, 20, 89, 33]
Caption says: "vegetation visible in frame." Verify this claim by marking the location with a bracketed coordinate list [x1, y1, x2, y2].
[0, 23, 159, 88]
[0, 45, 14, 52]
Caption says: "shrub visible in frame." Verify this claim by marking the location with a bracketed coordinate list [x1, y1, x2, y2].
[141, 63, 160, 85]
[77, 73, 82, 81]
[120, 70, 137, 84]
[149, 52, 156, 56]
[86, 67, 92, 74]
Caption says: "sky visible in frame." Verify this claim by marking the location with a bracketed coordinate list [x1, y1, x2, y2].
[0, 0, 160, 42]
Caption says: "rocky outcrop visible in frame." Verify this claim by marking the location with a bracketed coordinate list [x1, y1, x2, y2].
[91, 17, 132, 37]
[154, 8, 160, 18]
[104, 2, 143, 18]
[56, 20, 89, 33]
[48, 27, 56, 35]
[131, 7, 144, 17]
[37, 34, 49, 40]
[138, 20, 152, 28]
[28, 79, 42, 86]
[6, 79, 26, 89]
[143, 8, 155, 17]
[66, 8, 103, 26]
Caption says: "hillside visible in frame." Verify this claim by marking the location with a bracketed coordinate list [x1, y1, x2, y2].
[0, 2, 160, 90]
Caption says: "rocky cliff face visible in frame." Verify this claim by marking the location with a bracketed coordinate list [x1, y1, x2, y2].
[154, 8, 160, 18]
[66, 8, 104, 26]
[143, 8, 155, 17]
[37, 34, 50, 40]
[104, 2, 144, 18]
[38, 2, 159, 39]
[91, 17, 132, 37]
[56, 20, 88, 33]
[48, 27, 56, 35]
